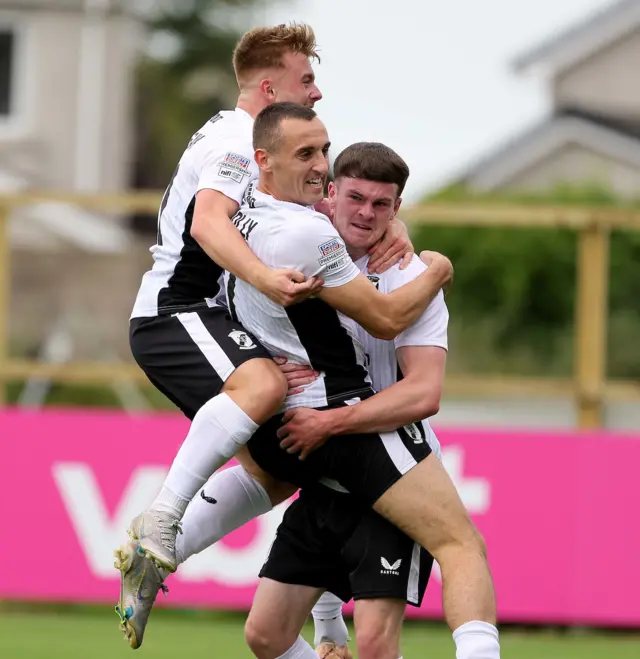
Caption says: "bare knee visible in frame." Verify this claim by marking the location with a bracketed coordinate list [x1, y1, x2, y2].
[225, 359, 287, 423]
[356, 622, 399, 659]
[433, 518, 489, 572]
[354, 600, 402, 659]
[245, 613, 296, 659]
[470, 523, 488, 560]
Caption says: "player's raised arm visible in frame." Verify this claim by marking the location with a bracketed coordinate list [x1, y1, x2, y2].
[192, 153, 319, 308]
[318, 254, 452, 340]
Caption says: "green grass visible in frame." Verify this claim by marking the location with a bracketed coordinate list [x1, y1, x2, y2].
[1, 606, 639, 659]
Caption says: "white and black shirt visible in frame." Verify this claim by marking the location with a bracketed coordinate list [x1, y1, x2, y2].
[131, 108, 258, 319]
[354, 254, 449, 458]
[225, 186, 372, 410]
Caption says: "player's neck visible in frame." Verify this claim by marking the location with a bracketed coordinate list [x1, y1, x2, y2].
[346, 246, 367, 261]
[257, 181, 303, 206]
[236, 91, 268, 119]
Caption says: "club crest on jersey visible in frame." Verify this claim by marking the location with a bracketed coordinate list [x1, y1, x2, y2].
[367, 275, 380, 290]
[404, 423, 423, 443]
[228, 330, 256, 350]
[219, 152, 251, 183]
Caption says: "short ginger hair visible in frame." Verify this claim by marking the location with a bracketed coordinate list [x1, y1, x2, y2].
[233, 23, 320, 86]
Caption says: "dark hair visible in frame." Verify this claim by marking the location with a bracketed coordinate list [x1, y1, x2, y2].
[253, 102, 317, 152]
[333, 142, 410, 196]
[233, 23, 319, 86]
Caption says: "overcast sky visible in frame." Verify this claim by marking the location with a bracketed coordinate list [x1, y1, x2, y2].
[252, 0, 617, 200]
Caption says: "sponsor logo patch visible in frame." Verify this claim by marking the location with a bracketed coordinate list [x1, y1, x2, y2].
[318, 238, 343, 258]
[218, 152, 251, 183]
[317, 237, 348, 270]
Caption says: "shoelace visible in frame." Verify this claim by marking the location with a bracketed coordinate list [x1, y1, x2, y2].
[150, 513, 183, 552]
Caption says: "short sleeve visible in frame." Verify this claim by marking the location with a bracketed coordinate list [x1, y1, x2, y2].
[196, 138, 258, 206]
[395, 289, 449, 350]
[382, 256, 449, 350]
[274, 214, 360, 288]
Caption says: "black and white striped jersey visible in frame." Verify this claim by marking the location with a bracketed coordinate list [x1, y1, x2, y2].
[225, 185, 373, 410]
[131, 108, 258, 319]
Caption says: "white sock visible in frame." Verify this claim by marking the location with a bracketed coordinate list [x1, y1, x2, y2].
[175, 465, 272, 564]
[453, 621, 500, 659]
[276, 636, 318, 659]
[312, 591, 348, 647]
[152, 393, 258, 518]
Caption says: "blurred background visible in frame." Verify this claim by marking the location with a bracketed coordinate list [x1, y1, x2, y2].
[1, 0, 639, 657]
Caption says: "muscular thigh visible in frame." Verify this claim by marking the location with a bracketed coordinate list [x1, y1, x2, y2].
[372, 452, 477, 555]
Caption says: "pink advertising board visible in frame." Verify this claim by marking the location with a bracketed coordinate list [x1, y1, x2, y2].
[1, 408, 639, 626]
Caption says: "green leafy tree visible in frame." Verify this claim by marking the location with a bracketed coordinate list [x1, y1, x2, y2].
[412, 184, 640, 378]
[131, 0, 268, 192]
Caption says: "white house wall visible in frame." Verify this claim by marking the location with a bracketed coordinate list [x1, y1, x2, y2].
[0, 6, 138, 192]
[553, 26, 640, 121]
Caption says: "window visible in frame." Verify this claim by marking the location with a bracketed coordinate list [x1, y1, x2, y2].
[0, 29, 13, 117]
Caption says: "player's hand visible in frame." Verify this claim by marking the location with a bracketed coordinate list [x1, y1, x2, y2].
[419, 250, 454, 290]
[256, 269, 324, 307]
[367, 217, 413, 274]
[277, 408, 330, 460]
[273, 357, 320, 395]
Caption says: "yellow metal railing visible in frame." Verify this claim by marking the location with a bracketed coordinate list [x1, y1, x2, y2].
[2, 193, 640, 428]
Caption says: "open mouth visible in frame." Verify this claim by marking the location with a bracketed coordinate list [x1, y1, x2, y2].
[352, 222, 372, 232]
[305, 177, 324, 189]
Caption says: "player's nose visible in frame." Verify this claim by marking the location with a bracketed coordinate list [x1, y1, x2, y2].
[310, 85, 322, 103]
[312, 155, 329, 176]
[358, 204, 375, 220]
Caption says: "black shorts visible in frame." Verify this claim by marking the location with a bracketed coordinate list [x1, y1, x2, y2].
[248, 413, 432, 506]
[259, 487, 433, 606]
[130, 307, 271, 419]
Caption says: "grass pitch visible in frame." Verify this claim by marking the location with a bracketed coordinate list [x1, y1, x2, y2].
[1, 606, 639, 659]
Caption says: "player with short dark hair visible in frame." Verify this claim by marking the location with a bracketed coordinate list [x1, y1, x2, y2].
[231, 106, 499, 659]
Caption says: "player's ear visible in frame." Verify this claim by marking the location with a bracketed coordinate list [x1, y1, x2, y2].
[328, 181, 337, 200]
[393, 196, 402, 216]
[259, 77, 275, 101]
[255, 148, 270, 172]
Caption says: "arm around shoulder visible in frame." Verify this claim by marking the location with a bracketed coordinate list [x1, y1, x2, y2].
[318, 253, 453, 340]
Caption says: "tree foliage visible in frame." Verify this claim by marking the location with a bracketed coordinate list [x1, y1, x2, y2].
[132, 0, 267, 191]
[411, 185, 640, 377]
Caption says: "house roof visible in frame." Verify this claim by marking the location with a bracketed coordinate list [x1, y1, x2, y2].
[513, 0, 640, 78]
[457, 112, 640, 191]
